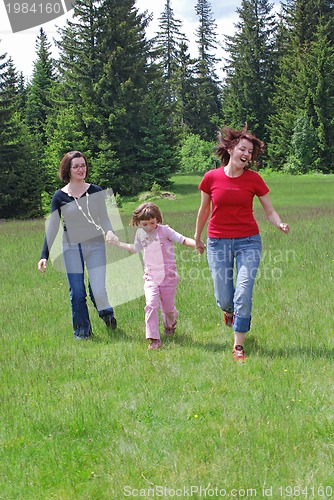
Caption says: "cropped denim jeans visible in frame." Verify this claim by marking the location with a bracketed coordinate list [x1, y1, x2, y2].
[62, 241, 114, 337]
[207, 234, 262, 333]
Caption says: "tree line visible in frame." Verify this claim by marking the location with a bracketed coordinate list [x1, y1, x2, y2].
[0, 0, 333, 218]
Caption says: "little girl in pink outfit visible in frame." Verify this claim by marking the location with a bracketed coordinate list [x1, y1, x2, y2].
[111, 202, 204, 349]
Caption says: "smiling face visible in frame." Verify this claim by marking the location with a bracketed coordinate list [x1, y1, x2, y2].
[70, 157, 87, 181]
[229, 138, 254, 170]
[138, 218, 158, 233]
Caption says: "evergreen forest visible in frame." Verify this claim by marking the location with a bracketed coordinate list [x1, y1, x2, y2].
[0, 0, 333, 218]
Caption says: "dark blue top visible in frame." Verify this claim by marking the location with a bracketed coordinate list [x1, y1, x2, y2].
[41, 184, 113, 260]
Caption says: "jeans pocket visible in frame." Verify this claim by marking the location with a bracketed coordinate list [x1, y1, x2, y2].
[207, 237, 219, 247]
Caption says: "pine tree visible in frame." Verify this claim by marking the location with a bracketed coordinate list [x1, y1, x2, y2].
[0, 53, 42, 218]
[55, 0, 103, 155]
[0, 53, 18, 217]
[191, 0, 222, 140]
[173, 42, 198, 132]
[222, 0, 278, 143]
[267, 0, 334, 171]
[300, 21, 334, 171]
[42, 0, 102, 197]
[53, 0, 177, 195]
[17, 72, 28, 113]
[23, 28, 58, 209]
[153, 0, 188, 107]
[135, 83, 178, 190]
[25, 28, 56, 145]
[94, 0, 178, 193]
[43, 83, 89, 193]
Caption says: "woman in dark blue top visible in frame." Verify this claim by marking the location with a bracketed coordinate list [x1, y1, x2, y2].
[38, 151, 118, 339]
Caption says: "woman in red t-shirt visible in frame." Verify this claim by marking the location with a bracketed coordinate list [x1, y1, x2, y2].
[194, 126, 290, 361]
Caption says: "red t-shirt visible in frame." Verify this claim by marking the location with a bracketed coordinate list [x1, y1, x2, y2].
[198, 167, 270, 238]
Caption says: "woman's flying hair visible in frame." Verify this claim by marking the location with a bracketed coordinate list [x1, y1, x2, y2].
[216, 125, 265, 167]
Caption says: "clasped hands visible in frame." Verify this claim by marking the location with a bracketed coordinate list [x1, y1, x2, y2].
[105, 231, 119, 245]
[195, 240, 206, 255]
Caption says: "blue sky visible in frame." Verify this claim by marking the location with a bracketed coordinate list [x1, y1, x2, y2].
[0, 0, 279, 79]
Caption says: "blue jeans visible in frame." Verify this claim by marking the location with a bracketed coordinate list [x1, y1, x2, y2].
[207, 235, 262, 333]
[62, 242, 114, 337]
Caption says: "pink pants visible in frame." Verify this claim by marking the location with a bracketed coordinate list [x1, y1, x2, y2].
[144, 275, 179, 340]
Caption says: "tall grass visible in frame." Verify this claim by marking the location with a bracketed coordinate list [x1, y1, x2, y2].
[0, 175, 333, 499]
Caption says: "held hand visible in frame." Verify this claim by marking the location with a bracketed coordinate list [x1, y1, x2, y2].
[195, 240, 206, 254]
[279, 223, 290, 234]
[38, 259, 47, 273]
[106, 231, 119, 245]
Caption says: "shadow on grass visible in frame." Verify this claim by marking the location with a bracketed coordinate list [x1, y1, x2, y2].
[253, 344, 334, 359]
[245, 335, 260, 353]
[88, 327, 230, 351]
[87, 328, 334, 359]
[164, 333, 334, 360]
[163, 332, 231, 353]
[90, 327, 131, 344]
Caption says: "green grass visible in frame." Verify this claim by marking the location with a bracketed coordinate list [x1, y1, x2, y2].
[0, 175, 333, 499]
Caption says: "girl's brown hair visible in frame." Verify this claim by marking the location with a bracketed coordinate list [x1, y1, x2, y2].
[58, 151, 88, 183]
[131, 202, 163, 227]
[216, 125, 265, 167]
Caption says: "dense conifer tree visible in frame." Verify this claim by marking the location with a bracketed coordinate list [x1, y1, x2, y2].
[52, 0, 178, 195]
[25, 28, 56, 145]
[222, 0, 278, 144]
[94, 0, 177, 194]
[173, 42, 198, 132]
[267, 0, 334, 171]
[153, 0, 189, 110]
[44, 0, 100, 191]
[93, 0, 152, 193]
[303, 23, 334, 171]
[56, 0, 103, 150]
[43, 84, 89, 194]
[0, 54, 41, 218]
[23, 28, 58, 208]
[2, 0, 334, 214]
[190, 0, 222, 141]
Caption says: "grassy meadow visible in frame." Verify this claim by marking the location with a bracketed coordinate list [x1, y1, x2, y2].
[0, 174, 333, 499]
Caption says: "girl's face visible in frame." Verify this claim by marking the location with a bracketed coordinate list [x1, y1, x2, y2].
[229, 138, 253, 168]
[138, 218, 158, 233]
